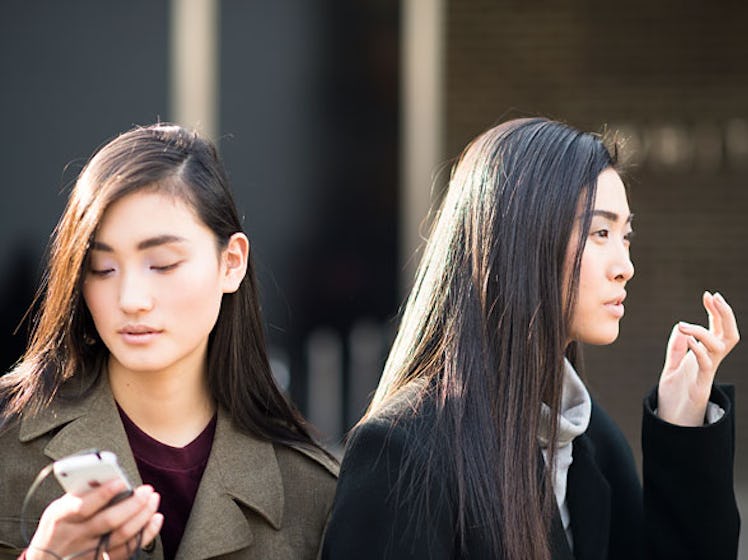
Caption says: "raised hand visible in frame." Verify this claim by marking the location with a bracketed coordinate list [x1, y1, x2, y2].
[657, 291, 739, 427]
[26, 480, 162, 560]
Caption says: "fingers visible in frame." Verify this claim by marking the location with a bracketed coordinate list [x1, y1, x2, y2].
[105, 488, 161, 550]
[141, 513, 165, 550]
[682, 291, 740, 354]
[55, 479, 132, 522]
[703, 291, 722, 338]
[105, 513, 164, 560]
[677, 291, 739, 386]
[714, 292, 740, 347]
[663, 323, 689, 372]
[702, 290, 740, 348]
[685, 335, 715, 386]
[677, 322, 726, 356]
[84, 485, 158, 537]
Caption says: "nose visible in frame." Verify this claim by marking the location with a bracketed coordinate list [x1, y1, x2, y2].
[118, 270, 153, 314]
[612, 243, 635, 283]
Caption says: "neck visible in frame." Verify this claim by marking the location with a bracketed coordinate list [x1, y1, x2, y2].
[108, 356, 215, 447]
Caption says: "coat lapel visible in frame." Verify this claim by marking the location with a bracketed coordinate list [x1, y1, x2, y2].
[175, 409, 284, 560]
[549, 505, 575, 560]
[566, 433, 611, 560]
[20, 375, 145, 489]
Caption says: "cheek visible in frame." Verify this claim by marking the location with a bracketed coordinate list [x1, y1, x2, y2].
[167, 272, 224, 336]
[576, 261, 594, 295]
[562, 244, 588, 314]
[568, 250, 597, 322]
[82, 281, 107, 321]
[561, 251, 577, 310]
[576, 244, 600, 291]
[163, 267, 224, 309]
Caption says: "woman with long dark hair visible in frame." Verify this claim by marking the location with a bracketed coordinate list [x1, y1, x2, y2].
[0, 124, 337, 560]
[322, 118, 739, 559]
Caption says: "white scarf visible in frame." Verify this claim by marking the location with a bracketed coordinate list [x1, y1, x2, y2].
[538, 358, 592, 550]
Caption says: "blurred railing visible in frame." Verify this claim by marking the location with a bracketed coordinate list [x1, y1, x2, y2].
[270, 319, 391, 447]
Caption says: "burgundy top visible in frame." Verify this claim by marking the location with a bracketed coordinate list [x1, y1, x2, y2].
[118, 404, 217, 560]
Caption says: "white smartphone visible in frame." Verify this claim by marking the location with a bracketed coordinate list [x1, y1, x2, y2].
[53, 450, 133, 505]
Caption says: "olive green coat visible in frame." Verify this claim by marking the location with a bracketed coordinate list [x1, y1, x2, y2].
[0, 375, 338, 560]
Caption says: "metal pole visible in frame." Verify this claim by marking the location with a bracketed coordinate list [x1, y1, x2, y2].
[400, 0, 446, 297]
[170, 0, 219, 141]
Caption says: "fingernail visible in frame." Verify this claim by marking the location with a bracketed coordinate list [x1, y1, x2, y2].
[152, 512, 164, 528]
[715, 292, 725, 304]
[148, 492, 160, 509]
[135, 485, 154, 499]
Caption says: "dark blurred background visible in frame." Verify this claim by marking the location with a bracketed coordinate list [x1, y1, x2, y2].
[1, 2, 746, 554]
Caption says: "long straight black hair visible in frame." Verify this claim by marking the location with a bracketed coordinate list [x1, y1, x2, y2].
[366, 118, 617, 559]
[1, 124, 323, 452]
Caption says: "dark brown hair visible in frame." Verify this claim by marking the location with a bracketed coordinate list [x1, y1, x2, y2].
[1, 124, 322, 452]
[367, 118, 617, 559]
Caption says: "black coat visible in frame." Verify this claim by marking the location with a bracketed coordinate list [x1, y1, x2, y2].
[321, 385, 739, 559]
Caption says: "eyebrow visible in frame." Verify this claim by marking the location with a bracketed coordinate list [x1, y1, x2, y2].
[592, 210, 634, 224]
[90, 235, 187, 252]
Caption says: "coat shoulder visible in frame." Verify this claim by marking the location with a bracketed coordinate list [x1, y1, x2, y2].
[280, 441, 340, 479]
[272, 441, 340, 552]
[273, 441, 339, 513]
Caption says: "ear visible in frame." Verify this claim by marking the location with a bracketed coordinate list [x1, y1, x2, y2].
[220, 232, 249, 294]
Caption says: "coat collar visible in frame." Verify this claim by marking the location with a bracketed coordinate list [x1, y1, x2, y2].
[18, 373, 290, 560]
[19, 373, 143, 484]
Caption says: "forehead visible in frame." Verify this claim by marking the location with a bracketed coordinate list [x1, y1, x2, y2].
[94, 190, 207, 241]
[593, 168, 629, 213]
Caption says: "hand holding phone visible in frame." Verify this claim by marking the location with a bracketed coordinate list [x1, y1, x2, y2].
[53, 450, 134, 505]
[26, 451, 162, 560]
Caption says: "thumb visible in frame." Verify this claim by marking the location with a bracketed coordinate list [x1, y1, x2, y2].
[664, 323, 689, 372]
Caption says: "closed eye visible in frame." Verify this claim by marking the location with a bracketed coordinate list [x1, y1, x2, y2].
[89, 268, 115, 277]
[151, 262, 181, 272]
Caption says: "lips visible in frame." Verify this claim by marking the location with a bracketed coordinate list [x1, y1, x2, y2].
[119, 325, 159, 335]
[604, 292, 626, 318]
[117, 325, 163, 344]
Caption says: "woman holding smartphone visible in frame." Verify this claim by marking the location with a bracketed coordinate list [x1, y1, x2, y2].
[322, 118, 740, 559]
[0, 124, 338, 560]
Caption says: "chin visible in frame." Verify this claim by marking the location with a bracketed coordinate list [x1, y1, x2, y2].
[584, 328, 620, 346]
[110, 354, 171, 374]
[572, 323, 621, 346]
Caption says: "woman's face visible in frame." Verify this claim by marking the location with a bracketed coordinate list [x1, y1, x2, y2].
[567, 168, 635, 345]
[82, 189, 245, 379]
